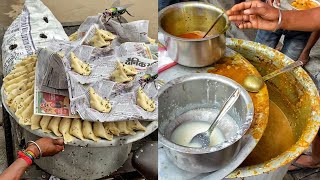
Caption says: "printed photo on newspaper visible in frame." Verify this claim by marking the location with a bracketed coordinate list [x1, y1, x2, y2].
[34, 48, 79, 118]
[34, 91, 77, 117]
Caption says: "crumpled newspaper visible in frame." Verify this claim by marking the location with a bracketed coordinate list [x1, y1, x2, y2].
[37, 14, 158, 122]
[1, 0, 68, 76]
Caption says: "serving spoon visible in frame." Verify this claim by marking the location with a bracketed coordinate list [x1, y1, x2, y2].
[243, 60, 303, 92]
[189, 88, 240, 148]
[203, 12, 224, 38]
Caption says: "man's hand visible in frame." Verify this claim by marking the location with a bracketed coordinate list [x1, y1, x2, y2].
[298, 50, 310, 65]
[227, 1, 279, 30]
[27, 137, 64, 157]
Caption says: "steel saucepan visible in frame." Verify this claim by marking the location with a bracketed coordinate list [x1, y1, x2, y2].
[158, 2, 230, 67]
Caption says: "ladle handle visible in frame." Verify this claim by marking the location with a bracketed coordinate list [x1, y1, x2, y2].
[203, 13, 224, 38]
[207, 88, 240, 134]
[262, 60, 303, 81]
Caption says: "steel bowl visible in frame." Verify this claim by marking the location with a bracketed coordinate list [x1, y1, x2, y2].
[158, 2, 230, 67]
[158, 73, 254, 173]
[287, 0, 320, 10]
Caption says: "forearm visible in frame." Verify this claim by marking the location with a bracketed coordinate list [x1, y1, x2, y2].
[0, 159, 30, 180]
[303, 31, 320, 52]
[281, 8, 320, 31]
[0, 146, 39, 179]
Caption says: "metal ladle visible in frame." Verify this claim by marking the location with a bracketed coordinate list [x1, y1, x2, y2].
[189, 88, 240, 148]
[203, 12, 224, 38]
[243, 60, 303, 92]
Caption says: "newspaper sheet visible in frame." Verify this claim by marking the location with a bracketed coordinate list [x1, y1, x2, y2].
[34, 48, 79, 118]
[34, 15, 159, 122]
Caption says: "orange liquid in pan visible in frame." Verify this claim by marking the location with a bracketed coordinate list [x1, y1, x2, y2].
[177, 31, 206, 39]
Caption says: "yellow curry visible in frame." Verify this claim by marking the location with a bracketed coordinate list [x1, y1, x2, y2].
[291, 0, 319, 10]
[208, 55, 296, 165]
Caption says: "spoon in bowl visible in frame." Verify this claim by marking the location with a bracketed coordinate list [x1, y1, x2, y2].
[189, 88, 240, 148]
[203, 12, 224, 38]
[243, 60, 303, 93]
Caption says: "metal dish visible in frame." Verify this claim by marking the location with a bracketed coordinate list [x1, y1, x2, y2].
[158, 46, 269, 179]
[158, 2, 230, 67]
[158, 73, 254, 173]
[274, 0, 320, 10]
[288, 0, 320, 10]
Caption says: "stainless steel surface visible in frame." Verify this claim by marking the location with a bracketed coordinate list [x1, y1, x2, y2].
[190, 88, 240, 148]
[203, 12, 224, 38]
[158, 73, 254, 173]
[24, 131, 131, 180]
[158, 2, 230, 67]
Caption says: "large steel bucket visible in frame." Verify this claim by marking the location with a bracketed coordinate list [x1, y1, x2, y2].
[225, 38, 320, 179]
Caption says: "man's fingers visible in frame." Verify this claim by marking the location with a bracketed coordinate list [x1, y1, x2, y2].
[228, 14, 251, 22]
[53, 138, 64, 146]
[238, 22, 253, 29]
[243, 7, 266, 16]
[229, 2, 252, 12]
[55, 145, 64, 152]
[229, 1, 265, 12]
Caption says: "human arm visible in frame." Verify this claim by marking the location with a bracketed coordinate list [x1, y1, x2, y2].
[226, 1, 320, 31]
[0, 138, 64, 180]
[298, 31, 320, 65]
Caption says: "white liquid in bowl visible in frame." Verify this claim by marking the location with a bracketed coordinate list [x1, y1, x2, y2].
[171, 121, 226, 148]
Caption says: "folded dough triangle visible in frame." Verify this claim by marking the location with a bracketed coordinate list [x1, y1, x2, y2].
[115, 121, 136, 135]
[70, 52, 91, 76]
[127, 120, 146, 131]
[69, 118, 85, 141]
[98, 29, 116, 41]
[89, 31, 110, 48]
[89, 87, 112, 113]
[137, 87, 156, 112]
[83, 121, 100, 142]
[31, 115, 42, 130]
[123, 64, 138, 76]
[110, 61, 133, 83]
[103, 122, 120, 136]
[93, 122, 113, 141]
[48, 117, 62, 137]
[59, 118, 74, 143]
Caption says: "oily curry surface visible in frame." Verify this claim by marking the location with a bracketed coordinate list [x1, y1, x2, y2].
[208, 55, 296, 165]
[207, 55, 269, 141]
